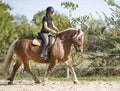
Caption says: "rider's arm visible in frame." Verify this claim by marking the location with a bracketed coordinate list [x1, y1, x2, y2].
[43, 21, 56, 33]
[51, 21, 59, 32]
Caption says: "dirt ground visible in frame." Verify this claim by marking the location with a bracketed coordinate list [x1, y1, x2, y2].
[0, 80, 120, 91]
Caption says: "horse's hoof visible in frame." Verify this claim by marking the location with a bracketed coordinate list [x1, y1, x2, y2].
[42, 80, 48, 85]
[35, 81, 40, 84]
[7, 78, 12, 80]
[8, 81, 13, 85]
[73, 80, 79, 84]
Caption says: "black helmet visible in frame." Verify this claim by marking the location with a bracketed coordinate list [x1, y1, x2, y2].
[46, 7, 54, 14]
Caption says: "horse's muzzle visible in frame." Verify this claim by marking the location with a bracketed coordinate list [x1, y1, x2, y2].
[75, 47, 83, 52]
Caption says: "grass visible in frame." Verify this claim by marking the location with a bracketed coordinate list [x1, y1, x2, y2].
[1, 68, 120, 82]
[1, 74, 120, 82]
[49, 76, 120, 82]
[77, 76, 120, 81]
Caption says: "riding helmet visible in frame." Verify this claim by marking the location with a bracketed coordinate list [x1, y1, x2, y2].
[46, 7, 54, 14]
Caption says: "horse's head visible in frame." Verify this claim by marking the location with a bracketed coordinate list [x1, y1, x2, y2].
[72, 29, 84, 52]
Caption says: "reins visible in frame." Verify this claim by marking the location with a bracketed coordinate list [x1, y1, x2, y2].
[52, 33, 59, 45]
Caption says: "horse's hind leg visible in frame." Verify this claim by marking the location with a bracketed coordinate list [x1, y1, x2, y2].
[23, 60, 40, 83]
[8, 59, 22, 84]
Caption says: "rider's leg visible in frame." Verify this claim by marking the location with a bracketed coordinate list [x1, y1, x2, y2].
[40, 33, 49, 59]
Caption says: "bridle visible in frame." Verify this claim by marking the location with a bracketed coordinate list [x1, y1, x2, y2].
[72, 29, 84, 52]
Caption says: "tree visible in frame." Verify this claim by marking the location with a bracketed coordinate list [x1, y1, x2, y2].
[13, 14, 37, 38]
[32, 10, 71, 31]
[104, 0, 120, 29]
[32, 10, 45, 31]
[61, 2, 79, 27]
[0, 1, 14, 48]
[52, 12, 71, 31]
[103, 0, 120, 53]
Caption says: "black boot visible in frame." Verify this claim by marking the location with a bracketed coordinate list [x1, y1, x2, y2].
[39, 32, 49, 60]
[40, 45, 47, 60]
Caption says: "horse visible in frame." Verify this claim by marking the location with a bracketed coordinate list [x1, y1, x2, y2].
[3, 28, 84, 84]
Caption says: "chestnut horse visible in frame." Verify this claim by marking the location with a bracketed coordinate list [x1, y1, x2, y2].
[3, 28, 84, 84]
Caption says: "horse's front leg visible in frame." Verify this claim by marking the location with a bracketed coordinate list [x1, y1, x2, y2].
[42, 62, 56, 84]
[65, 60, 79, 84]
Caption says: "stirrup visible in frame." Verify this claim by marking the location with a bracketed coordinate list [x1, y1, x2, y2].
[41, 57, 47, 60]
[40, 55, 47, 60]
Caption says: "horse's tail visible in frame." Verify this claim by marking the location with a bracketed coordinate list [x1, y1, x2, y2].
[3, 39, 18, 73]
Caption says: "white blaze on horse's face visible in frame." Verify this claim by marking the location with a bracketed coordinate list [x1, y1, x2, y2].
[72, 29, 84, 52]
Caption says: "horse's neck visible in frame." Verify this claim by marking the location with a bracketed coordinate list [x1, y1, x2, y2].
[52, 37, 72, 60]
[58, 30, 77, 40]
[62, 38, 72, 54]
[55, 30, 76, 58]
[57, 30, 77, 52]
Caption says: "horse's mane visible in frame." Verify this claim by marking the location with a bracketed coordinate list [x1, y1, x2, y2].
[58, 28, 78, 40]
[20, 36, 35, 40]
[59, 28, 78, 34]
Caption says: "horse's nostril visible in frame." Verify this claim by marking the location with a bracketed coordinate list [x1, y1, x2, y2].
[80, 49, 83, 52]
[76, 48, 81, 52]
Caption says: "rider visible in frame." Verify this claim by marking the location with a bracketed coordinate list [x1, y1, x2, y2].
[40, 6, 58, 60]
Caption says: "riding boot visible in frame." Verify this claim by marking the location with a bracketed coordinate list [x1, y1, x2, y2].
[40, 45, 47, 60]
[39, 32, 49, 60]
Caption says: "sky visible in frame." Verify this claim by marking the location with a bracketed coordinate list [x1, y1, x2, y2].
[2, 0, 119, 21]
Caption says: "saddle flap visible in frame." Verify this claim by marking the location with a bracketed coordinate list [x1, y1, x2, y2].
[32, 36, 55, 47]
[48, 35, 55, 47]
[32, 39, 41, 46]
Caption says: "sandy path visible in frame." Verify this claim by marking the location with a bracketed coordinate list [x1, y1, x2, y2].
[0, 80, 120, 91]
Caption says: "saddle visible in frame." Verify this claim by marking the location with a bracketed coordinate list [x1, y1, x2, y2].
[32, 34, 55, 47]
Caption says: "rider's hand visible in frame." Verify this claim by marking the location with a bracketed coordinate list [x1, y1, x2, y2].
[57, 31, 59, 33]
[53, 30, 57, 34]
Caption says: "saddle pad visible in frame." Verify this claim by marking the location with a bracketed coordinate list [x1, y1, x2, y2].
[32, 39, 41, 46]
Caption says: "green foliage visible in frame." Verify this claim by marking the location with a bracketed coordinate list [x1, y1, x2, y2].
[61, 2, 79, 11]
[69, 0, 120, 53]
[0, 0, 120, 78]
[0, 1, 14, 48]
[32, 10, 45, 30]
[13, 15, 37, 38]
[32, 10, 71, 31]
[52, 12, 71, 31]
[104, 0, 120, 30]
[61, 2, 79, 26]
[99, 0, 120, 53]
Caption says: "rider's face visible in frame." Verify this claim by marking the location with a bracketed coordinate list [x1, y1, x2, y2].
[48, 12, 53, 17]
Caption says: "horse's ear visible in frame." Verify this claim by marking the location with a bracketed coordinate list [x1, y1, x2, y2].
[78, 29, 81, 33]
[72, 32, 78, 40]
[72, 29, 83, 40]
